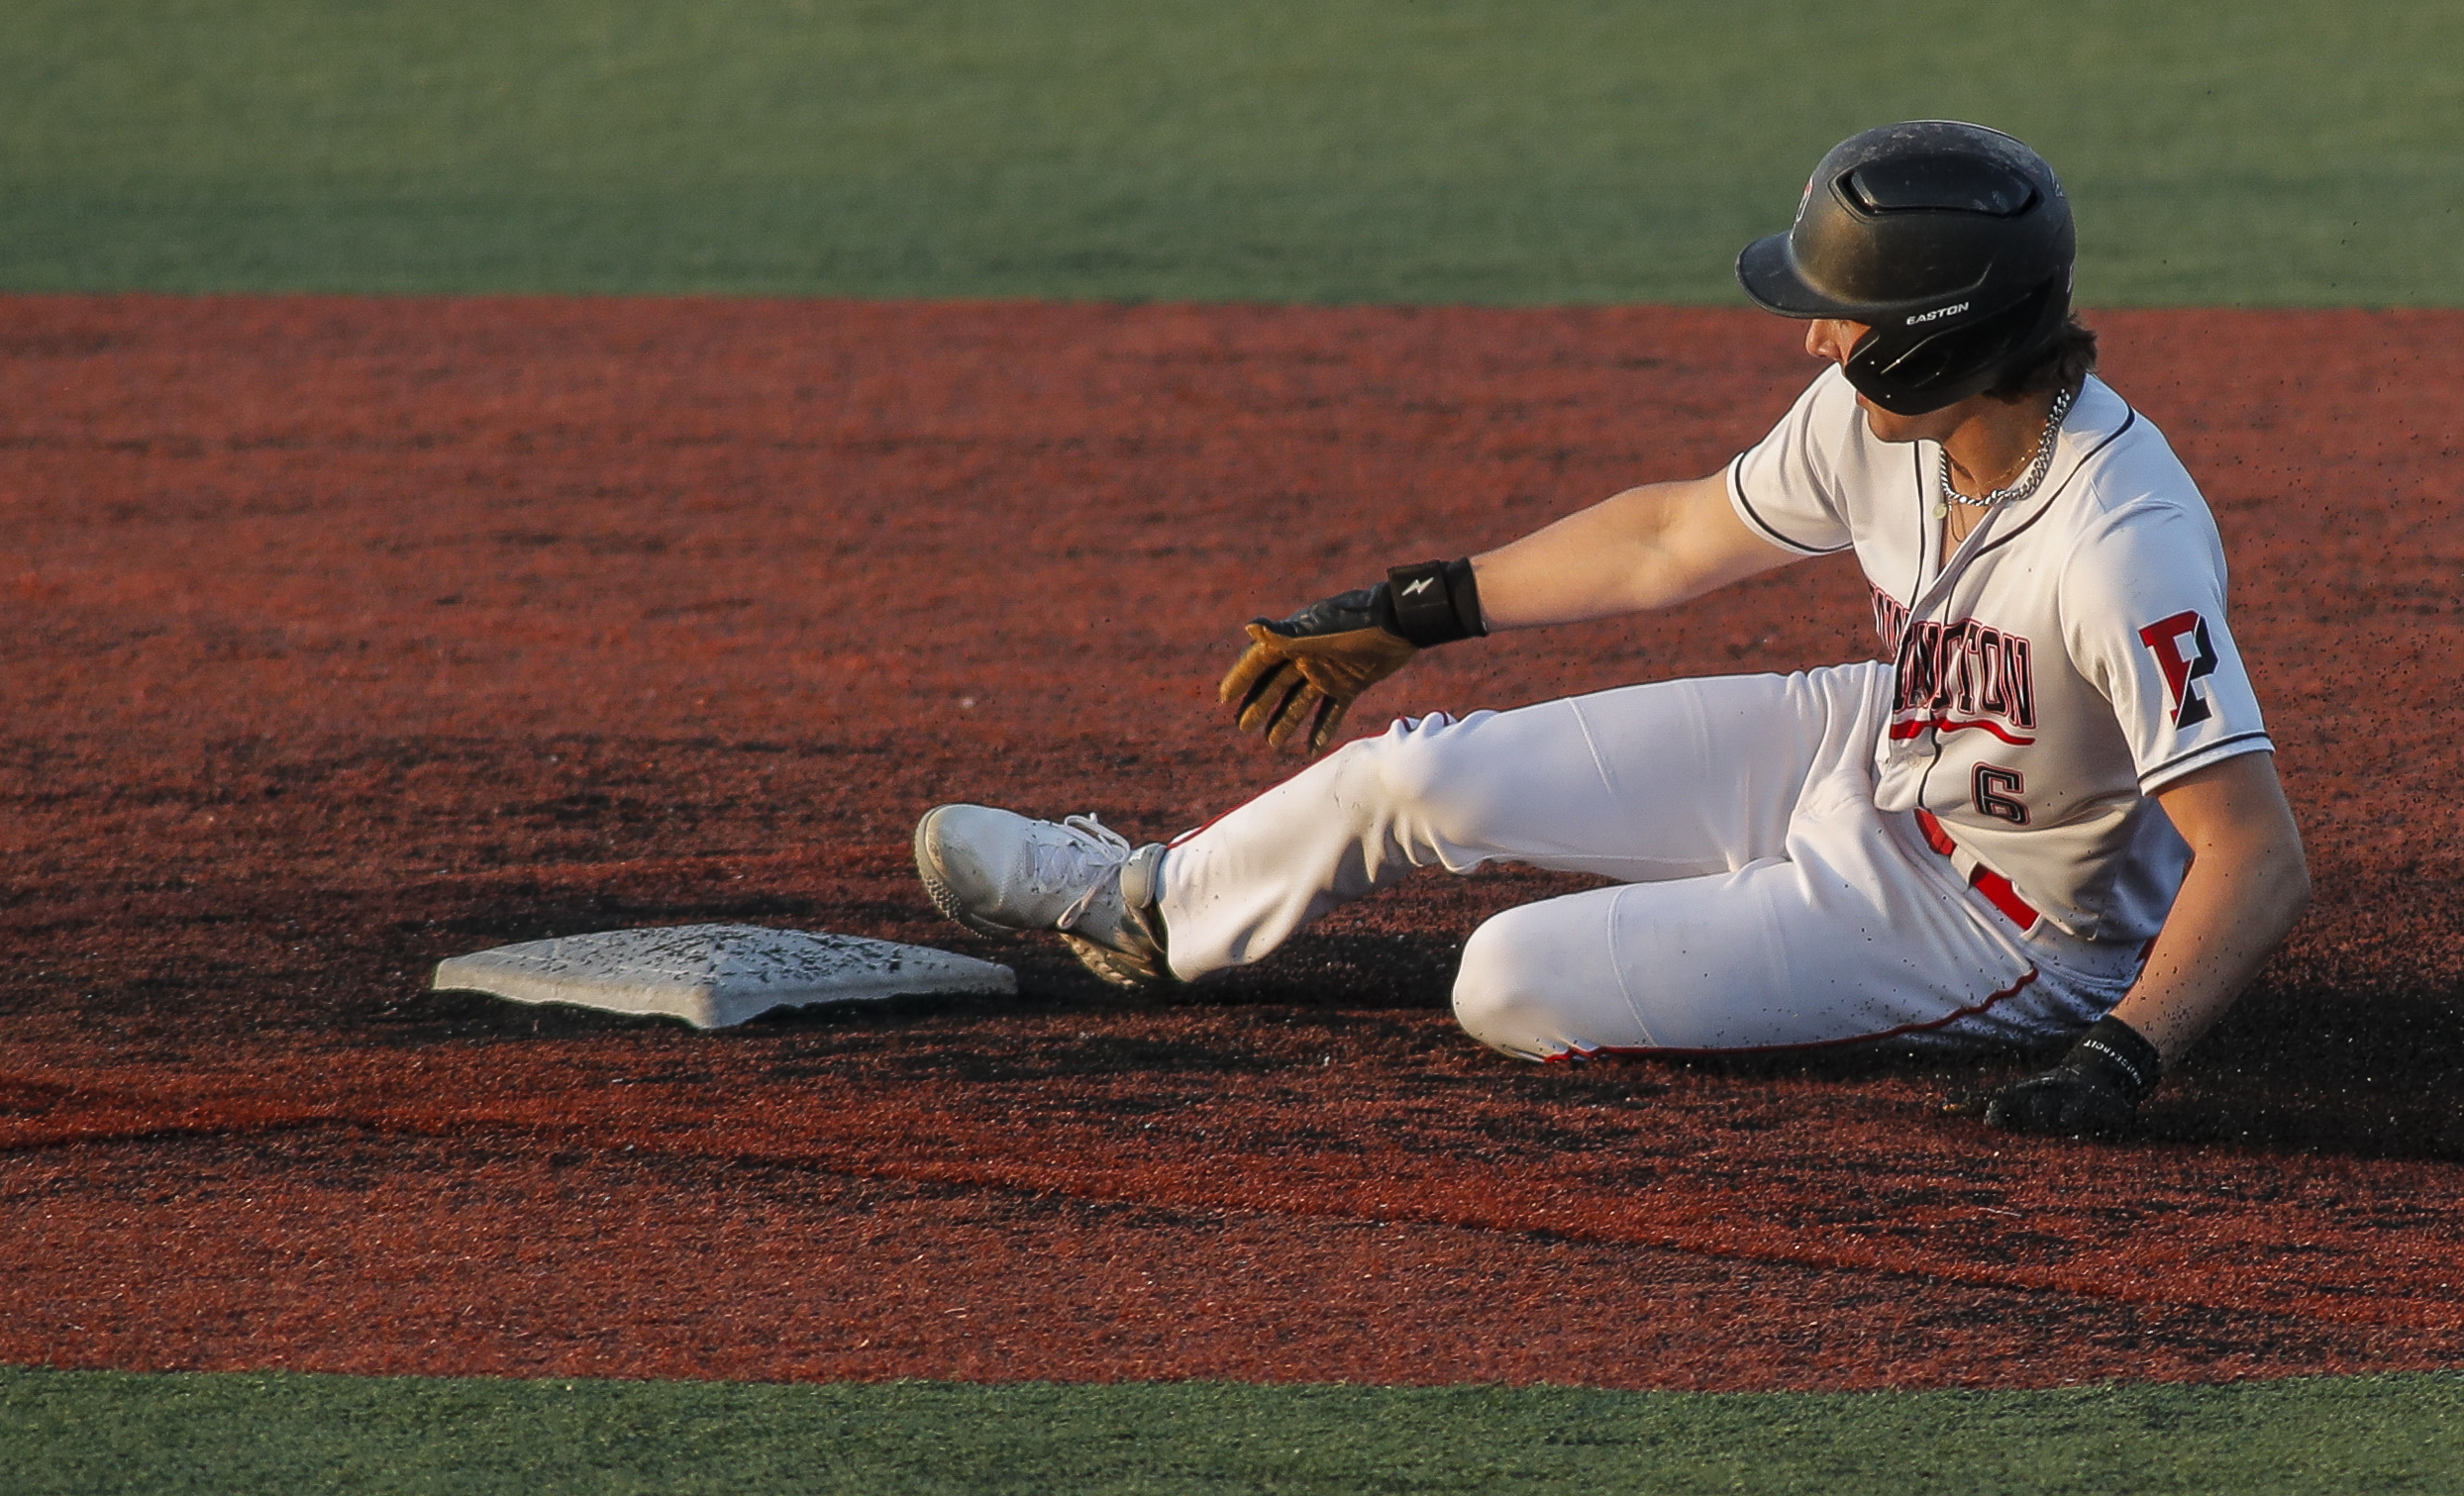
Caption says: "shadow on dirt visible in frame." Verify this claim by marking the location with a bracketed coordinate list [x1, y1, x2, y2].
[1187, 933, 1464, 1011]
[367, 927, 2464, 1159]
[2137, 981, 2464, 1160]
[1197, 942, 2464, 1162]
[184, 843, 2455, 1166]
[374, 987, 691, 1041]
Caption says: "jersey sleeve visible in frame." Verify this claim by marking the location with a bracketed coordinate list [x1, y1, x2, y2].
[2062, 501, 2273, 793]
[1726, 367, 1858, 555]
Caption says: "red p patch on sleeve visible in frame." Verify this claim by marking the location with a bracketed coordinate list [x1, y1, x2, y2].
[2136, 610, 2217, 729]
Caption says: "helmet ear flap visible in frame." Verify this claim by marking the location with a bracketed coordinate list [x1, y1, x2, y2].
[1844, 279, 2066, 415]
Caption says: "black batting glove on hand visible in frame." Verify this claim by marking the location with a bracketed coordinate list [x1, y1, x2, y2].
[1219, 558, 1485, 756]
[1956, 1015, 2163, 1139]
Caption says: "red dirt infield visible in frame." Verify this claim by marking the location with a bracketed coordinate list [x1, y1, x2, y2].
[2, 296, 2461, 1392]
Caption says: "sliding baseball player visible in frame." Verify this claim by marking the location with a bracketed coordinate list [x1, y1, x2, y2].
[915, 121, 2310, 1138]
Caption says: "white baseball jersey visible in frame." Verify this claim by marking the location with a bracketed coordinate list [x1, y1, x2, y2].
[1728, 367, 2272, 944]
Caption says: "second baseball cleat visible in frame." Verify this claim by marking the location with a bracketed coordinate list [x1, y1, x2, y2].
[913, 805, 1171, 988]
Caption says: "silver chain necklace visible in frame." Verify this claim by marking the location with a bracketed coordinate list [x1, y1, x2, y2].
[1935, 385, 2076, 515]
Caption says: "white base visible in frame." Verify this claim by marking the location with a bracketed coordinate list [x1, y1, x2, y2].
[431, 924, 1017, 1029]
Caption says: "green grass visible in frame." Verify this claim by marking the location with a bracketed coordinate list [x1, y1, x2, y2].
[2, 0, 2460, 302]
[6, 1368, 2463, 1494]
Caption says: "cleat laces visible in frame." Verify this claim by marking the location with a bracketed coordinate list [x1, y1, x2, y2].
[1040, 814, 1134, 931]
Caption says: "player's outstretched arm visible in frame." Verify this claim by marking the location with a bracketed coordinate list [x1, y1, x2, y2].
[1222, 477, 1803, 758]
[1972, 751, 2310, 1137]
[1222, 472, 1801, 755]
[1470, 471, 1804, 631]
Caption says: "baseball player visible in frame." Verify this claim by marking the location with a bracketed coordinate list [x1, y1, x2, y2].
[914, 121, 2310, 1137]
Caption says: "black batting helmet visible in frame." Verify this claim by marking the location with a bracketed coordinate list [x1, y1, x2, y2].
[1737, 121, 2074, 416]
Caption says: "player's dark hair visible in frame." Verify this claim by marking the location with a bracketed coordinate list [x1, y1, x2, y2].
[1985, 315, 2098, 402]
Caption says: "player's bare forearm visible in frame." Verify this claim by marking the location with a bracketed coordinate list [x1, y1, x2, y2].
[1469, 472, 1799, 631]
[1963, 752, 2306, 1136]
[2106, 751, 2310, 1064]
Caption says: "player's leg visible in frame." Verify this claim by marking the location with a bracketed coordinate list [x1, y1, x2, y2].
[1155, 664, 1875, 977]
[917, 666, 1844, 985]
[1446, 790, 2135, 1057]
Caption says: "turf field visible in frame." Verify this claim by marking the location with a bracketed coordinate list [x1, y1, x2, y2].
[7, 4, 2464, 1495]
[1, 0, 2460, 302]
[11, 1368, 2464, 1495]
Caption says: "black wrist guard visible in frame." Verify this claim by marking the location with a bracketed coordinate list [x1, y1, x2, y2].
[1384, 557, 1487, 648]
[2068, 1014, 2163, 1105]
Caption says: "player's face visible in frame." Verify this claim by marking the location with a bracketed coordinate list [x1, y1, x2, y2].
[1804, 318, 1869, 366]
[1804, 318, 1962, 444]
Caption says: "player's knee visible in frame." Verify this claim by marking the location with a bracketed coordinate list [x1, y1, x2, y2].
[1349, 712, 1481, 824]
[1451, 908, 1567, 1062]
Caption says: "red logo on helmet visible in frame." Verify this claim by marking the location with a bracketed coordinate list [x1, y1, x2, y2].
[2137, 611, 2217, 729]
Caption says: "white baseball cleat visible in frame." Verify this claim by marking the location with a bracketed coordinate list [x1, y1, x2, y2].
[913, 805, 1172, 988]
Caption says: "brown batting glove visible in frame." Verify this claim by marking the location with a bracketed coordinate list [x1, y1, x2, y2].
[1219, 558, 1487, 756]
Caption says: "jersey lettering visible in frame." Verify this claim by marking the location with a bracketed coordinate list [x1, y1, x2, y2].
[1875, 588, 2037, 744]
[2136, 610, 2217, 729]
[1871, 586, 1910, 653]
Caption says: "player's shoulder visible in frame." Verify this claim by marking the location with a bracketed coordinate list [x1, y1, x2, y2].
[2040, 379, 2233, 607]
[2042, 377, 2215, 535]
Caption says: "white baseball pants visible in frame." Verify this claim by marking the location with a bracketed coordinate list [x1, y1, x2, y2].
[1156, 662, 2150, 1059]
